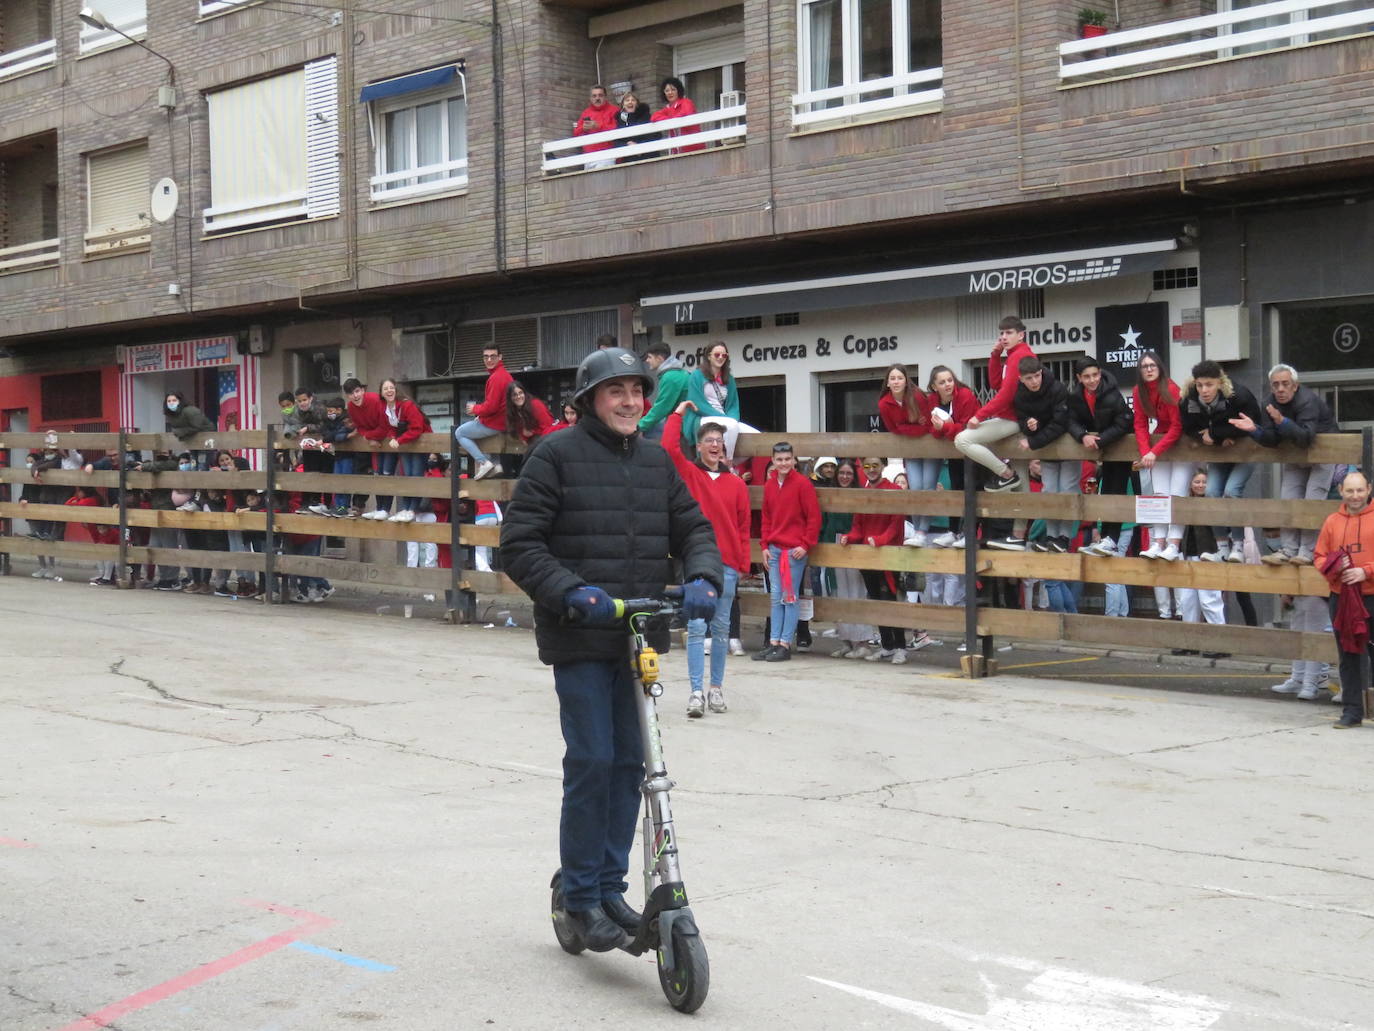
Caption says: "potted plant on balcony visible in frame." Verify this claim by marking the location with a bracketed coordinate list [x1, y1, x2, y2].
[1078, 8, 1110, 38]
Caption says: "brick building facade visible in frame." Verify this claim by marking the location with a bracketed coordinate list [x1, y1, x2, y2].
[1, 0, 1373, 435]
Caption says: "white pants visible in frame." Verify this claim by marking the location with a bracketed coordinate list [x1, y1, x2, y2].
[1176, 585, 1225, 625]
[954, 418, 1020, 476]
[1279, 464, 1337, 558]
[1144, 461, 1191, 541]
[474, 513, 498, 572]
[406, 512, 438, 568]
[1154, 585, 1173, 618]
[828, 565, 873, 643]
[1288, 594, 1329, 684]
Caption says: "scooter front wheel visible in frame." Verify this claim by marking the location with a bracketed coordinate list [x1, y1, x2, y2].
[549, 870, 586, 956]
[657, 924, 709, 1013]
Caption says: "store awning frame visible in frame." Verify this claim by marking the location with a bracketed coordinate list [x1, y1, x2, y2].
[639, 239, 1179, 326]
[359, 63, 461, 104]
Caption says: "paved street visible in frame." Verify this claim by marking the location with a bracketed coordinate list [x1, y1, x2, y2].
[2, 578, 1371, 1030]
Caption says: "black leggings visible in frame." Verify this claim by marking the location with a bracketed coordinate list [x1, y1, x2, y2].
[860, 569, 904, 651]
[1099, 462, 1139, 544]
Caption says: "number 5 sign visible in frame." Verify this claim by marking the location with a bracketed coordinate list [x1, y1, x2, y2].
[1333, 322, 1361, 354]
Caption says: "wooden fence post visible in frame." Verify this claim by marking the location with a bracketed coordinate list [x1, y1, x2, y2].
[264, 423, 277, 604]
[447, 450, 462, 623]
[117, 428, 131, 589]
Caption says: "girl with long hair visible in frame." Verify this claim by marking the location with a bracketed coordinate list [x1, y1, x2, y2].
[1132, 350, 1187, 560]
[683, 341, 757, 458]
[925, 364, 980, 548]
[504, 382, 554, 444]
[374, 378, 430, 524]
[877, 363, 936, 546]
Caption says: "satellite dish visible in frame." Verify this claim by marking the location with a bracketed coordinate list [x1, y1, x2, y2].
[150, 178, 179, 223]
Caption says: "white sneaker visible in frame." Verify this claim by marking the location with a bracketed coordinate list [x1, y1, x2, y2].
[473, 460, 497, 481]
[908, 632, 933, 651]
[307, 503, 332, 516]
[846, 645, 871, 660]
[1081, 538, 1115, 557]
[1141, 542, 1165, 559]
[1332, 689, 1344, 703]
[832, 644, 853, 659]
[930, 531, 957, 548]
[392, 510, 416, 523]
[728, 638, 744, 656]
[1198, 550, 1225, 563]
[903, 532, 927, 548]
[890, 648, 908, 665]
[31, 570, 46, 578]
[865, 648, 895, 662]
[366, 509, 389, 521]
[50, 574, 63, 583]
[707, 687, 727, 713]
[1159, 543, 1181, 562]
[1297, 683, 1322, 701]
[1271, 679, 1303, 694]
[952, 534, 966, 549]
[1158, 611, 1173, 620]
[1225, 550, 1244, 564]
[686, 692, 705, 718]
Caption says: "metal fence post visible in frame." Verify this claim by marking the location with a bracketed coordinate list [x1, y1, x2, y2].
[962, 457, 981, 673]
[264, 423, 277, 604]
[448, 450, 461, 622]
[117, 428, 130, 588]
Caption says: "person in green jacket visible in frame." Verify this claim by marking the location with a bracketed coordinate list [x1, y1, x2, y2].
[637, 341, 689, 442]
[164, 391, 215, 469]
[682, 341, 757, 458]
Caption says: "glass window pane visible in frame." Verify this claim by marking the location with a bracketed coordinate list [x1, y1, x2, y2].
[859, 0, 894, 82]
[447, 98, 467, 161]
[807, 0, 844, 97]
[684, 66, 723, 111]
[1278, 301, 1374, 373]
[415, 100, 444, 181]
[384, 108, 413, 177]
[908, 0, 941, 71]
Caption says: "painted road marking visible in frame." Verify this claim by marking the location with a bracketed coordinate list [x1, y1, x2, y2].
[55, 900, 335, 1031]
[0, 836, 36, 848]
[998, 656, 1103, 672]
[288, 941, 396, 972]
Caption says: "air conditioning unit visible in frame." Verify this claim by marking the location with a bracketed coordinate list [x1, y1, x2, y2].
[718, 90, 742, 130]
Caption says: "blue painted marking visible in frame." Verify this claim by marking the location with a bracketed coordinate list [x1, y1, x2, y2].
[288, 941, 396, 972]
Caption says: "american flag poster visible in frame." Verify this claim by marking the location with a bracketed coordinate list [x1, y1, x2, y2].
[217, 368, 240, 432]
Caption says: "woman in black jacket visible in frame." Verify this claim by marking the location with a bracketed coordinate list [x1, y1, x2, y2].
[1180, 359, 1264, 562]
[614, 91, 655, 162]
[1068, 357, 1135, 557]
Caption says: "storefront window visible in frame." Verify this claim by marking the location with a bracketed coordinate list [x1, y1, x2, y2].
[824, 378, 882, 433]
[1279, 300, 1374, 373]
[292, 346, 342, 398]
[739, 382, 786, 433]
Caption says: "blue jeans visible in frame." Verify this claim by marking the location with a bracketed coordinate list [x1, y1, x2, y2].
[1205, 462, 1255, 544]
[903, 458, 942, 533]
[553, 660, 644, 910]
[1045, 580, 1078, 613]
[332, 454, 354, 508]
[455, 419, 500, 463]
[1038, 460, 1079, 539]
[375, 450, 426, 511]
[767, 545, 808, 645]
[688, 566, 738, 691]
[1104, 582, 1129, 617]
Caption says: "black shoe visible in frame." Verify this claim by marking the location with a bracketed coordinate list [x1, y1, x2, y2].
[1334, 716, 1363, 729]
[985, 471, 1021, 493]
[566, 907, 628, 952]
[1201, 651, 1230, 659]
[987, 536, 1027, 551]
[752, 645, 778, 661]
[795, 622, 813, 650]
[601, 895, 641, 934]
[1170, 648, 1200, 656]
[765, 646, 792, 662]
[1049, 536, 1069, 554]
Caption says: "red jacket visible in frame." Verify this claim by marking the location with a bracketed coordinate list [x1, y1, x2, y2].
[761, 468, 820, 553]
[385, 398, 430, 445]
[511, 398, 554, 443]
[650, 97, 703, 153]
[848, 480, 904, 546]
[1316, 503, 1374, 596]
[878, 390, 932, 437]
[66, 494, 113, 544]
[348, 391, 390, 442]
[1132, 378, 1183, 457]
[976, 341, 1036, 422]
[663, 412, 752, 574]
[930, 385, 979, 439]
[574, 103, 618, 152]
[472, 362, 515, 430]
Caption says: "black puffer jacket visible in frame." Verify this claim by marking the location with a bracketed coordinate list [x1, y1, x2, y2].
[501, 414, 723, 666]
[1013, 371, 1070, 449]
[1180, 374, 1263, 444]
[1255, 384, 1338, 447]
[1067, 369, 1132, 448]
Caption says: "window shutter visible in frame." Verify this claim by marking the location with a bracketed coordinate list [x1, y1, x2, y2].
[673, 33, 746, 75]
[205, 69, 307, 231]
[88, 143, 149, 237]
[305, 56, 340, 219]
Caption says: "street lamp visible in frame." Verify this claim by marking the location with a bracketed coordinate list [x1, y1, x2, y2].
[78, 6, 177, 106]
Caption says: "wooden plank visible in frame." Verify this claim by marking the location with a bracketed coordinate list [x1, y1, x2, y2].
[458, 569, 520, 594]
[0, 430, 531, 455]
[970, 494, 1336, 530]
[1059, 612, 1335, 662]
[972, 549, 1330, 596]
[274, 554, 450, 589]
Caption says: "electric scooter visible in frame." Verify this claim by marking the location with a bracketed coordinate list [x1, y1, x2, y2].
[550, 589, 710, 1014]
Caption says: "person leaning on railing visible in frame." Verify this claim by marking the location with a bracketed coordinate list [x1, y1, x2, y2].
[1227, 362, 1340, 567]
[614, 91, 655, 163]
[1133, 349, 1188, 562]
[1180, 360, 1265, 564]
[1069, 357, 1134, 558]
[650, 76, 703, 154]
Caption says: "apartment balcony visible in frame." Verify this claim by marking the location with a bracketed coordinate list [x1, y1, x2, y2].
[541, 105, 747, 174]
[0, 0, 55, 80]
[0, 133, 59, 276]
[1059, 0, 1374, 84]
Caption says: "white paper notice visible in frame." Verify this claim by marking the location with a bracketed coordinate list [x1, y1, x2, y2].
[1135, 494, 1172, 526]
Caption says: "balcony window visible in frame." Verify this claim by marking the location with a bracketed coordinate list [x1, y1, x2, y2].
[363, 65, 468, 203]
[1060, 0, 1374, 82]
[203, 57, 340, 234]
[86, 142, 150, 255]
[0, 131, 60, 274]
[0, 0, 55, 79]
[793, 0, 942, 127]
[78, 0, 146, 54]
[673, 33, 746, 112]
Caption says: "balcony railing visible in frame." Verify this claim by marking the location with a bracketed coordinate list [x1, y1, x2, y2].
[541, 105, 746, 174]
[370, 157, 469, 203]
[0, 238, 60, 273]
[1060, 0, 1374, 82]
[0, 39, 56, 80]
[791, 67, 943, 128]
[79, 12, 149, 54]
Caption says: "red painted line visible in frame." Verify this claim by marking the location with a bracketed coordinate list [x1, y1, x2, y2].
[55, 901, 335, 1031]
[0, 836, 36, 848]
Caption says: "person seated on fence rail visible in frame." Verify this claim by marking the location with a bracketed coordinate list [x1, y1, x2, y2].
[662, 401, 750, 718]
[1228, 362, 1340, 567]
[683, 342, 756, 459]
[1068, 356, 1133, 559]
[317, 397, 359, 518]
[614, 91, 654, 162]
[925, 364, 978, 549]
[955, 316, 1036, 495]
[573, 84, 619, 170]
[1132, 349, 1188, 562]
[453, 345, 514, 482]
[165, 391, 215, 469]
[1313, 469, 1374, 729]
[1180, 360, 1264, 564]
[650, 76, 702, 154]
[637, 342, 689, 442]
[499, 345, 721, 952]
[840, 462, 912, 665]
[373, 378, 431, 525]
[755, 440, 820, 663]
[342, 378, 391, 519]
[992, 356, 1072, 554]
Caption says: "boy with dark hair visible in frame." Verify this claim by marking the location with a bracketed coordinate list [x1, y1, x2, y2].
[955, 315, 1036, 493]
[1181, 359, 1264, 561]
[454, 345, 514, 480]
[990, 356, 1072, 552]
[638, 342, 690, 440]
[1069, 356, 1135, 557]
[756, 441, 821, 662]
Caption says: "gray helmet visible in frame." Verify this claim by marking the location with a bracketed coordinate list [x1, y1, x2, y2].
[572, 346, 655, 406]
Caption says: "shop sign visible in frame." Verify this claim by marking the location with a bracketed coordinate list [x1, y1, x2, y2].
[1095, 302, 1170, 389]
[129, 345, 164, 373]
[194, 339, 232, 365]
[123, 336, 239, 375]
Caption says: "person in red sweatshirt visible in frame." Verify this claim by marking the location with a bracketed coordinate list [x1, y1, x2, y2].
[1132, 349, 1187, 561]
[455, 344, 514, 480]
[926, 364, 980, 548]
[665, 402, 751, 716]
[756, 440, 820, 662]
[343, 377, 393, 518]
[878, 363, 938, 546]
[573, 84, 619, 170]
[505, 382, 554, 447]
[377, 378, 431, 524]
[954, 315, 1037, 493]
[840, 464, 911, 664]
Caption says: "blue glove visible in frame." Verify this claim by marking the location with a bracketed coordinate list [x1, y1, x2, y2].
[563, 585, 618, 625]
[680, 578, 718, 622]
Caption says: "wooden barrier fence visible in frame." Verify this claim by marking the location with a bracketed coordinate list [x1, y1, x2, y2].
[0, 426, 1365, 674]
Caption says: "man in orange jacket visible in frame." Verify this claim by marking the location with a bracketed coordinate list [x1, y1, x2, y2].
[1313, 469, 1374, 728]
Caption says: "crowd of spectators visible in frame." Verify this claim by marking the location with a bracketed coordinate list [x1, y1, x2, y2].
[571, 78, 705, 168]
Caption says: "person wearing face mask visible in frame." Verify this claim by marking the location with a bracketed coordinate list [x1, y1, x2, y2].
[164, 391, 215, 469]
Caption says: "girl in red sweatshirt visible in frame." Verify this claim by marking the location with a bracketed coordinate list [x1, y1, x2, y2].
[1132, 349, 1187, 561]
[926, 365, 979, 548]
[377, 378, 431, 524]
[878, 363, 938, 547]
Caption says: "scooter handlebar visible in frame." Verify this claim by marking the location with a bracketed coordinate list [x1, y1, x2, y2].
[564, 587, 683, 625]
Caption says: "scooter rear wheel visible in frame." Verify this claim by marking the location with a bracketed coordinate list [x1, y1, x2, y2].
[549, 871, 586, 956]
[657, 924, 709, 1013]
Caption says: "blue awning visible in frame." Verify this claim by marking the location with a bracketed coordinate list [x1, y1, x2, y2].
[360, 65, 458, 103]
